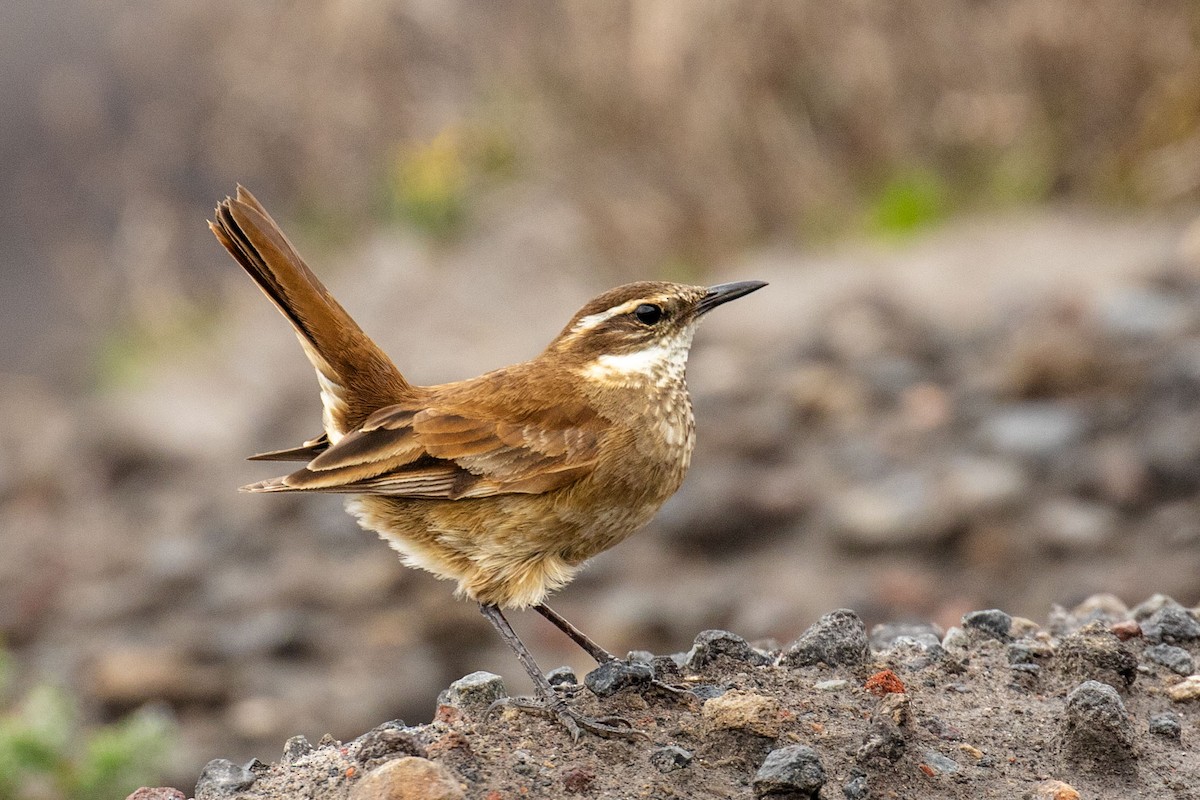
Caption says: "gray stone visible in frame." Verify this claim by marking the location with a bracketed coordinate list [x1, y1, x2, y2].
[981, 402, 1086, 459]
[648, 745, 693, 772]
[584, 660, 653, 697]
[685, 629, 771, 670]
[353, 721, 425, 766]
[546, 666, 578, 687]
[1145, 644, 1196, 676]
[921, 749, 960, 775]
[626, 650, 655, 664]
[780, 609, 870, 668]
[1059, 681, 1136, 775]
[439, 671, 507, 710]
[1141, 607, 1200, 644]
[752, 745, 826, 798]
[842, 774, 870, 800]
[1149, 712, 1182, 740]
[281, 735, 312, 764]
[962, 609, 1013, 641]
[195, 759, 256, 800]
[1131, 594, 1183, 620]
[870, 622, 944, 655]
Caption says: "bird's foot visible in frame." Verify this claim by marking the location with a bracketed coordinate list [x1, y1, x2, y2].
[486, 695, 650, 742]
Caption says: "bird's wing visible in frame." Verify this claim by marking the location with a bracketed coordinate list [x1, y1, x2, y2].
[243, 395, 601, 499]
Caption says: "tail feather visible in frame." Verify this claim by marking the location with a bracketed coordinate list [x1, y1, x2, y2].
[211, 186, 412, 434]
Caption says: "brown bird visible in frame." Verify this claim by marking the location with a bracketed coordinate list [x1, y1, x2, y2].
[210, 186, 765, 739]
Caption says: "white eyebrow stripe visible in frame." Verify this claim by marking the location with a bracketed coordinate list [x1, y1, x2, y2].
[569, 298, 653, 335]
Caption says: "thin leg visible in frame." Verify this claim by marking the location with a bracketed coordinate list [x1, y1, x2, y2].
[534, 603, 616, 664]
[478, 603, 646, 741]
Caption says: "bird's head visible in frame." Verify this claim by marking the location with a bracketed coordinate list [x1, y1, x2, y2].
[546, 280, 767, 386]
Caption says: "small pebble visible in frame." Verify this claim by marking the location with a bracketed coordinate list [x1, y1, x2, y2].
[962, 609, 1012, 641]
[1034, 779, 1081, 800]
[920, 749, 959, 775]
[584, 660, 653, 697]
[779, 609, 870, 668]
[1167, 674, 1200, 702]
[814, 679, 848, 692]
[195, 759, 256, 800]
[648, 745, 693, 772]
[869, 622, 943, 652]
[546, 666, 578, 687]
[842, 774, 870, 800]
[348, 757, 463, 800]
[1149, 712, 1182, 739]
[752, 745, 826, 799]
[1141, 607, 1200, 644]
[282, 735, 312, 764]
[1130, 594, 1183, 620]
[438, 671, 507, 711]
[125, 790, 186, 800]
[685, 629, 771, 670]
[702, 690, 782, 737]
[1109, 620, 1141, 641]
[1058, 681, 1135, 775]
[353, 721, 426, 765]
[1145, 644, 1196, 676]
[626, 650, 655, 664]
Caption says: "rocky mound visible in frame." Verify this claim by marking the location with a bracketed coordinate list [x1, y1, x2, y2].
[137, 597, 1199, 800]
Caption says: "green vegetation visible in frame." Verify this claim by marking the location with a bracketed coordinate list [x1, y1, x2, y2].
[0, 648, 174, 800]
[865, 167, 952, 238]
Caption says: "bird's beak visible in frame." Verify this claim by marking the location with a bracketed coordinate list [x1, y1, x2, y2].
[696, 280, 768, 315]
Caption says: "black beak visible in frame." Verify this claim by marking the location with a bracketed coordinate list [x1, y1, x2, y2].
[696, 280, 768, 315]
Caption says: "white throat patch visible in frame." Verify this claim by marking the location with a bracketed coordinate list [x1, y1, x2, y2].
[579, 328, 695, 386]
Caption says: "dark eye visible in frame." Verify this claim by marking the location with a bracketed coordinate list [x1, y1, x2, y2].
[634, 303, 663, 325]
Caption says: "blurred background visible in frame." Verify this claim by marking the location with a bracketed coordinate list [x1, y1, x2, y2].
[4, 0, 1200, 792]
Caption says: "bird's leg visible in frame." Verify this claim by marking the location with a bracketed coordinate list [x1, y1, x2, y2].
[534, 603, 617, 664]
[478, 603, 647, 741]
[533, 603, 693, 701]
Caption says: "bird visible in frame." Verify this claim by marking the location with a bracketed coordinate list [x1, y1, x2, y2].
[209, 185, 765, 739]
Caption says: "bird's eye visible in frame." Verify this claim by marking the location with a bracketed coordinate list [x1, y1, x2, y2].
[634, 303, 663, 325]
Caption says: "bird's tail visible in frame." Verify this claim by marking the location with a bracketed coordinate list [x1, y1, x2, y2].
[210, 186, 412, 435]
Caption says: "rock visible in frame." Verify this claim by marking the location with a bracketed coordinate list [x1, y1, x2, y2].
[1149, 712, 1182, 739]
[546, 666, 578, 687]
[980, 403, 1086, 459]
[1034, 498, 1116, 553]
[125, 790, 186, 800]
[1131, 594, 1183, 620]
[282, 735, 313, 764]
[438, 671, 506, 711]
[584, 660, 653, 697]
[1055, 622, 1137, 689]
[1167, 674, 1200, 702]
[920, 749, 959, 775]
[1058, 681, 1136, 775]
[828, 472, 954, 548]
[194, 759, 256, 800]
[626, 649, 655, 664]
[752, 745, 826, 799]
[869, 622, 943, 652]
[1141, 606, 1200, 644]
[702, 690, 782, 737]
[814, 679, 848, 692]
[561, 766, 595, 794]
[1033, 779, 1081, 800]
[1144, 644, 1196, 675]
[353, 721, 426, 767]
[348, 757, 464, 800]
[962, 609, 1013, 641]
[649, 745, 693, 772]
[1110, 620, 1142, 641]
[685, 629, 771, 670]
[842, 773, 870, 799]
[779, 609, 870, 668]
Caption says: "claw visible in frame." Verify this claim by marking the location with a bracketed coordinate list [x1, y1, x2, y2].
[486, 695, 650, 741]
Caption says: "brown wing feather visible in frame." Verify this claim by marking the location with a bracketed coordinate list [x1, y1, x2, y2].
[243, 391, 602, 499]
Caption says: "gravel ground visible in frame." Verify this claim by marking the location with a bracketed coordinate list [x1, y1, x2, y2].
[142, 597, 1200, 800]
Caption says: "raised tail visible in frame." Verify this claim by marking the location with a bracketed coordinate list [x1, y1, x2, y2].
[210, 186, 413, 436]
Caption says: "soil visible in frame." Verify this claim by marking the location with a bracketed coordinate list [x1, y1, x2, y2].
[160, 601, 1199, 800]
